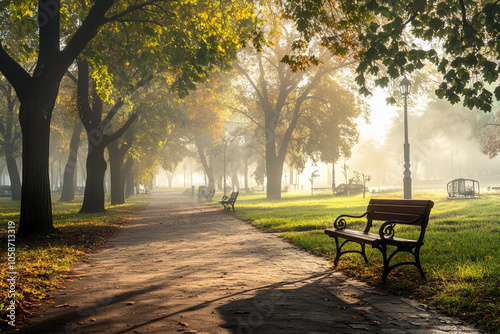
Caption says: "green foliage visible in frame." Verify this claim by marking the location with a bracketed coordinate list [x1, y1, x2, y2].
[282, 0, 500, 112]
[128, 80, 186, 183]
[230, 190, 500, 332]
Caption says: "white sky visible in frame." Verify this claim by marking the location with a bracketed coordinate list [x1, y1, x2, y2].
[357, 88, 398, 145]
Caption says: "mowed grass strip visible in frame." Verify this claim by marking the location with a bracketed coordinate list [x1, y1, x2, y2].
[231, 190, 500, 332]
[0, 194, 150, 328]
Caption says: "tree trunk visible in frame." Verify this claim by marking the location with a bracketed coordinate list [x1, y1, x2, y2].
[4, 149, 21, 201]
[80, 141, 107, 213]
[331, 162, 336, 194]
[108, 139, 124, 205]
[108, 129, 134, 205]
[217, 175, 222, 190]
[166, 172, 174, 187]
[18, 103, 55, 236]
[244, 157, 249, 191]
[195, 141, 215, 189]
[76, 60, 137, 212]
[231, 170, 240, 191]
[265, 132, 284, 199]
[125, 164, 135, 198]
[266, 153, 283, 199]
[79, 156, 86, 187]
[121, 157, 134, 200]
[0, 162, 5, 185]
[59, 121, 83, 201]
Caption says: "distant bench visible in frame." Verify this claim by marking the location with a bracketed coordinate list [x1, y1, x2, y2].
[219, 191, 239, 212]
[0, 186, 12, 197]
[324, 199, 434, 283]
[198, 187, 215, 201]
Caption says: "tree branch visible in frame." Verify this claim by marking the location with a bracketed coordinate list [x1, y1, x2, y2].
[118, 139, 132, 157]
[60, 0, 115, 73]
[37, 0, 61, 69]
[225, 105, 265, 131]
[103, 75, 153, 123]
[104, 0, 162, 23]
[0, 42, 31, 98]
[458, 0, 469, 28]
[66, 69, 78, 84]
[104, 113, 138, 144]
[0, 120, 5, 135]
[234, 62, 264, 102]
[77, 59, 93, 129]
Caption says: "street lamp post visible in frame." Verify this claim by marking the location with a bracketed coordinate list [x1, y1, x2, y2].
[223, 137, 227, 196]
[400, 76, 412, 199]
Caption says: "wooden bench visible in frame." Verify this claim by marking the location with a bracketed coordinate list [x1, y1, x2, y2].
[205, 188, 215, 201]
[198, 187, 215, 201]
[0, 186, 12, 197]
[219, 191, 239, 212]
[324, 199, 434, 283]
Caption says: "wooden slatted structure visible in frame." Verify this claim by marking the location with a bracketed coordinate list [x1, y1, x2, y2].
[219, 191, 239, 212]
[325, 199, 434, 282]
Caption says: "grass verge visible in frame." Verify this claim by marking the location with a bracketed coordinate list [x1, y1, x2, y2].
[0, 194, 150, 329]
[229, 190, 500, 332]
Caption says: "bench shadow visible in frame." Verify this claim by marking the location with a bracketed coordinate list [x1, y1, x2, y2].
[215, 271, 386, 333]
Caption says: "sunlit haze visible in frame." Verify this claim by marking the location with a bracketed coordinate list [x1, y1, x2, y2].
[357, 89, 398, 146]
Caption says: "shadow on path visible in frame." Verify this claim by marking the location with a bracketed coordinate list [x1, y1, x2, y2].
[16, 190, 483, 334]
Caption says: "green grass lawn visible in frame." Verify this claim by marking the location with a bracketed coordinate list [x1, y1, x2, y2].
[0, 193, 150, 328]
[229, 189, 500, 332]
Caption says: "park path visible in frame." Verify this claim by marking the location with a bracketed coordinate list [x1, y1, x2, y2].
[20, 190, 484, 334]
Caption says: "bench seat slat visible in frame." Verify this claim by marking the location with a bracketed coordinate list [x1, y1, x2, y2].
[368, 212, 422, 224]
[368, 199, 433, 206]
[368, 204, 429, 215]
[325, 228, 419, 246]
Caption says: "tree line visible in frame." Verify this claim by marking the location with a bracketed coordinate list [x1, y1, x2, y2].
[2, 1, 500, 237]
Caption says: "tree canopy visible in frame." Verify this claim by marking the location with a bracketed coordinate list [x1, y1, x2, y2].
[0, 0, 259, 236]
[281, 0, 500, 112]
[232, 17, 365, 199]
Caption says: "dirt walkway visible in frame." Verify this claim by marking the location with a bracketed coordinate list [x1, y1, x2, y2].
[20, 190, 484, 333]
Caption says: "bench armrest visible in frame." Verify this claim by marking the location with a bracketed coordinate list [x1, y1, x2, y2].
[334, 212, 368, 230]
[378, 216, 425, 240]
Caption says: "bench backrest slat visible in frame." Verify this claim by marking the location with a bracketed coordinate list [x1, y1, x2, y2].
[229, 191, 239, 200]
[367, 199, 434, 227]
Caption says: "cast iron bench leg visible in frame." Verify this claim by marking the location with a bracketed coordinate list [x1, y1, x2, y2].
[415, 245, 426, 280]
[333, 237, 369, 266]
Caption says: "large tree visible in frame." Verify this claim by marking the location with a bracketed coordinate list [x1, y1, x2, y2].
[233, 23, 362, 199]
[0, 1, 257, 236]
[58, 72, 83, 202]
[181, 75, 231, 190]
[76, 59, 139, 213]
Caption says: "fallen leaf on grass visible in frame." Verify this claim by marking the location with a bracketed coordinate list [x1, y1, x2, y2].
[178, 321, 189, 327]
